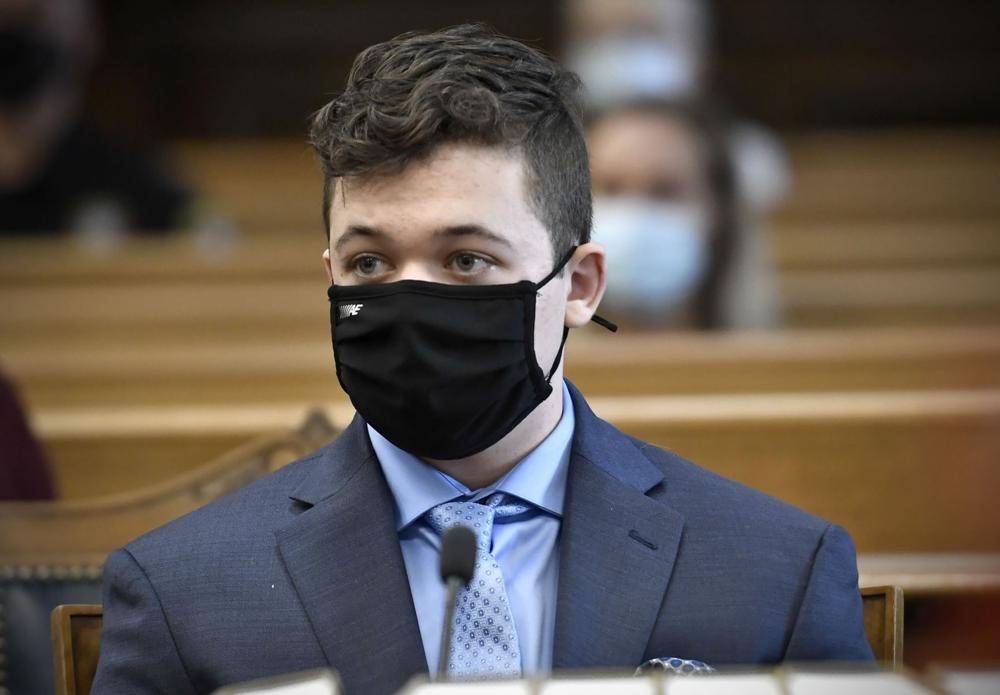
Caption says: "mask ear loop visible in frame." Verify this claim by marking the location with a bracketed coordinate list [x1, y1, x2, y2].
[545, 326, 570, 383]
[589, 314, 618, 332]
[537, 246, 619, 335]
[539, 246, 618, 383]
[535, 246, 579, 290]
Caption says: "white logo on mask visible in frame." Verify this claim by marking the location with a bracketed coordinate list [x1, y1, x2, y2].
[338, 303, 364, 319]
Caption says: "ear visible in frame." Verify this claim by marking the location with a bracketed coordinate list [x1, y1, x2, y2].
[564, 242, 607, 328]
[322, 248, 334, 283]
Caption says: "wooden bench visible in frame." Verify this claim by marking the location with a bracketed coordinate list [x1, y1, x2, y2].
[779, 266, 1000, 328]
[170, 131, 1000, 231]
[772, 219, 1000, 272]
[774, 129, 1000, 224]
[27, 403, 352, 498]
[0, 130, 997, 332]
[26, 390, 1000, 555]
[589, 389, 1000, 553]
[4, 327, 999, 408]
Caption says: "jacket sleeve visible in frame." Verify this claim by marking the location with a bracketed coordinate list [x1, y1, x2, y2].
[91, 548, 198, 694]
[782, 524, 875, 662]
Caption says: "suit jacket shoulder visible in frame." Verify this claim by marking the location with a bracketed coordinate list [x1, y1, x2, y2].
[94, 417, 429, 695]
[124, 445, 326, 566]
[630, 433, 830, 540]
[559, 384, 873, 667]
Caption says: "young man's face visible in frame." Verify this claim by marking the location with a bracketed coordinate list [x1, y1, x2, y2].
[322, 142, 579, 384]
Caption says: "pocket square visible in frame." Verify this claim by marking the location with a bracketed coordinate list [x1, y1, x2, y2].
[636, 657, 715, 676]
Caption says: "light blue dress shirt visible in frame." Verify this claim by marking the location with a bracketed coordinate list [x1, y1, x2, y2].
[368, 380, 575, 675]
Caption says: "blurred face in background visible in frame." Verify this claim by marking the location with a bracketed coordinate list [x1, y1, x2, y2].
[0, 0, 96, 188]
[587, 107, 715, 327]
[563, 0, 709, 110]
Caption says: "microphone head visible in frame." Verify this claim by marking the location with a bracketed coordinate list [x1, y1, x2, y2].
[439, 525, 477, 584]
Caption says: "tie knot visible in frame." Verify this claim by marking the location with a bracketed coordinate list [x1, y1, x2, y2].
[426, 499, 495, 552]
[425, 494, 531, 552]
[481, 492, 532, 519]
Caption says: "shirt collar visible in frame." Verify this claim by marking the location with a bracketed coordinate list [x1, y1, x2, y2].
[369, 380, 575, 532]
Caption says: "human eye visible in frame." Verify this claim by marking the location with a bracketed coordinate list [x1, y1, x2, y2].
[347, 253, 392, 280]
[447, 251, 496, 277]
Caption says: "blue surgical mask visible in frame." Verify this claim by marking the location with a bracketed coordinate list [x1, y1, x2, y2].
[592, 196, 709, 323]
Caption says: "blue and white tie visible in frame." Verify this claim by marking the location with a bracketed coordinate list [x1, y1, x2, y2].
[426, 493, 530, 679]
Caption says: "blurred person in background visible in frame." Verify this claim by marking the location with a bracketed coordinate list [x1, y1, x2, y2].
[588, 99, 738, 329]
[564, 0, 786, 329]
[0, 0, 193, 239]
[0, 370, 54, 500]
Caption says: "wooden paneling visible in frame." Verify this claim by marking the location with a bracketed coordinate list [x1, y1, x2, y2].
[27, 391, 1000, 556]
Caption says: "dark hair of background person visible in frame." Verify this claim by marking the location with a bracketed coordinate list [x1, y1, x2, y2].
[586, 99, 738, 329]
[309, 23, 592, 263]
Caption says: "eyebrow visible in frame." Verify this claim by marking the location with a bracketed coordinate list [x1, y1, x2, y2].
[333, 226, 383, 255]
[333, 224, 514, 255]
[434, 225, 514, 250]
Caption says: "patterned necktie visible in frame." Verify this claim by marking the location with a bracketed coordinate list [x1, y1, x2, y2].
[425, 493, 530, 679]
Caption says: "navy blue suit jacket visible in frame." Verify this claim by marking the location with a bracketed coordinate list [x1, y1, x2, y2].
[92, 386, 872, 694]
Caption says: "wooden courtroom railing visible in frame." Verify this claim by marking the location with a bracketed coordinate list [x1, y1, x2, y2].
[28, 390, 1000, 555]
[859, 553, 1000, 597]
[30, 402, 355, 498]
[0, 410, 338, 567]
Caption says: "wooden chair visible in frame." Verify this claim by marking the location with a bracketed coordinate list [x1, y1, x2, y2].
[861, 585, 904, 666]
[52, 604, 102, 695]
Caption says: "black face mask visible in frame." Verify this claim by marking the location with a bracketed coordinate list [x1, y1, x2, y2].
[327, 248, 616, 460]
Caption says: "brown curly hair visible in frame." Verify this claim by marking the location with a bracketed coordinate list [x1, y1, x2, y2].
[309, 23, 592, 261]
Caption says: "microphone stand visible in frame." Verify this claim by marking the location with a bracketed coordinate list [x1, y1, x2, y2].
[437, 575, 464, 679]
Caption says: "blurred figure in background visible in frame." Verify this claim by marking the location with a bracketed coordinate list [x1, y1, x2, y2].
[588, 99, 736, 329]
[564, 0, 786, 329]
[564, 0, 710, 110]
[0, 0, 193, 238]
[0, 370, 54, 500]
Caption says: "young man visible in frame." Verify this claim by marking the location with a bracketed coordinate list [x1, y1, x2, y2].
[92, 24, 872, 695]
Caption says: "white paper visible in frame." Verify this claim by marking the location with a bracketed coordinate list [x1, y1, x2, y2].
[786, 672, 935, 695]
[240, 683, 334, 695]
[212, 670, 339, 695]
[541, 676, 658, 695]
[667, 674, 781, 695]
[939, 671, 1000, 695]
[404, 681, 531, 695]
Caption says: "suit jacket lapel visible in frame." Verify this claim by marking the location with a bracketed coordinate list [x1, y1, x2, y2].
[553, 385, 686, 669]
[275, 416, 426, 694]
